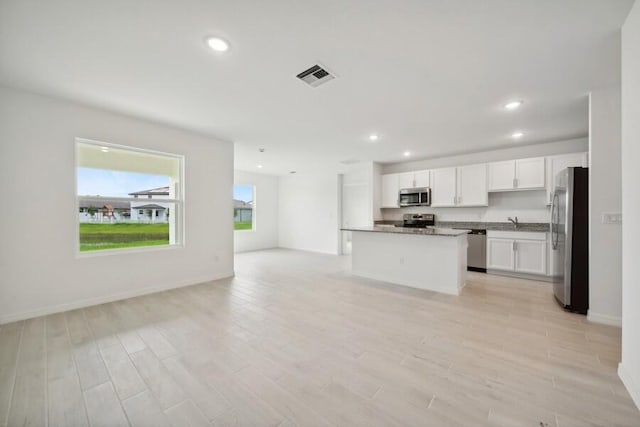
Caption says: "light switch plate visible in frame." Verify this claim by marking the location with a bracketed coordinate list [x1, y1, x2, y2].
[602, 212, 622, 224]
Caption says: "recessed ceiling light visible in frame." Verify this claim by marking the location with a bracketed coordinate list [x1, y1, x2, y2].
[512, 131, 524, 139]
[368, 134, 379, 142]
[206, 36, 229, 52]
[403, 151, 411, 157]
[257, 164, 263, 169]
[504, 100, 523, 110]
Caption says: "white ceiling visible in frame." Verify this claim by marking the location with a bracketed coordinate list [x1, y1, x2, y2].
[0, 0, 632, 175]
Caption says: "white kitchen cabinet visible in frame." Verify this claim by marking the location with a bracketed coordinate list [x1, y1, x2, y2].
[398, 172, 414, 189]
[398, 170, 430, 188]
[514, 240, 547, 275]
[456, 164, 488, 206]
[488, 157, 545, 191]
[487, 160, 515, 191]
[515, 157, 546, 189]
[546, 152, 588, 204]
[381, 174, 400, 208]
[487, 231, 547, 276]
[430, 167, 457, 207]
[414, 170, 430, 187]
[487, 238, 515, 270]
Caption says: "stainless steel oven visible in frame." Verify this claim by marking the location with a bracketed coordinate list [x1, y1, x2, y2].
[398, 187, 431, 207]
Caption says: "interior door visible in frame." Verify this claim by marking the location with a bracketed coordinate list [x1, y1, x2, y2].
[342, 183, 370, 255]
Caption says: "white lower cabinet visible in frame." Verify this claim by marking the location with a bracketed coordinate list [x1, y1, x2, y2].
[486, 231, 547, 276]
[514, 240, 547, 275]
[487, 238, 515, 270]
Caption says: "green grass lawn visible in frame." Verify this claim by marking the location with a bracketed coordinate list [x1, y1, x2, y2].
[234, 221, 253, 230]
[79, 223, 170, 252]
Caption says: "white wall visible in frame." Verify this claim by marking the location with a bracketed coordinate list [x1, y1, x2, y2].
[589, 87, 623, 326]
[620, 0, 640, 410]
[278, 172, 340, 255]
[234, 170, 279, 253]
[0, 86, 234, 323]
[382, 137, 588, 174]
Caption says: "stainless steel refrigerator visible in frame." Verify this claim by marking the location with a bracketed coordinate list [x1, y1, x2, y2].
[550, 167, 589, 314]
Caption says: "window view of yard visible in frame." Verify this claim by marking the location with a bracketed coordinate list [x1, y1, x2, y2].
[234, 184, 254, 231]
[76, 140, 182, 252]
[79, 223, 169, 251]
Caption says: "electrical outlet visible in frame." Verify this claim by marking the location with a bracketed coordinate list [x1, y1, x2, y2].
[602, 212, 622, 224]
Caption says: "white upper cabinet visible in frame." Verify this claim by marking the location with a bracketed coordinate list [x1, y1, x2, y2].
[456, 164, 488, 206]
[514, 157, 546, 189]
[488, 160, 515, 191]
[381, 174, 400, 208]
[546, 152, 588, 204]
[488, 157, 545, 191]
[414, 170, 430, 187]
[398, 170, 430, 188]
[430, 167, 457, 207]
[398, 172, 414, 189]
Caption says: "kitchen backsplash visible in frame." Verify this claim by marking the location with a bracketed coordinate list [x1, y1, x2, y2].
[382, 190, 551, 223]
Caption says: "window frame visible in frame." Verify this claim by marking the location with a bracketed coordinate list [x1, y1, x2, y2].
[74, 138, 185, 257]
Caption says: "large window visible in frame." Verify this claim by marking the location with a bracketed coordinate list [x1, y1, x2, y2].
[76, 139, 183, 253]
[233, 185, 254, 231]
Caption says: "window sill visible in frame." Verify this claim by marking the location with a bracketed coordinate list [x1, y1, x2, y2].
[76, 243, 184, 259]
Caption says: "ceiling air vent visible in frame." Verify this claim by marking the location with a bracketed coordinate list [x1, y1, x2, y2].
[296, 64, 336, 87]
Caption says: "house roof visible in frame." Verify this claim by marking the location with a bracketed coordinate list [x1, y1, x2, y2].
[234, 199, 253, 209]
[128, 186, 170, 196]
[134, 204, 166, 210]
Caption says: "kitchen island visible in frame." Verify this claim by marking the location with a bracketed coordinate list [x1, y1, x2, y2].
[342, 226, 471, 295]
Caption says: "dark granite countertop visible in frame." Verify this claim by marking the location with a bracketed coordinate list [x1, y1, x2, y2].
[342, 226, 471, 237]
[374, 220, 549, 232]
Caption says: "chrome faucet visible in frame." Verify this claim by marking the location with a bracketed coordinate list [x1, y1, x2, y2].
[508, 216, 519, 229]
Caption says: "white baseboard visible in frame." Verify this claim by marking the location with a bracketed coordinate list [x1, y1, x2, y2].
[0, 271, 234, 325]
[619, 363, 640, 411]
[587, 310, 622, 327]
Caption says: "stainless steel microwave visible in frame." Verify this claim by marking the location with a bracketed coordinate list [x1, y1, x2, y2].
[399, 187, 431, 207]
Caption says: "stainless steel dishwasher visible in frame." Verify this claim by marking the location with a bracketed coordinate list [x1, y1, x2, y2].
[467, 229, 487, 272]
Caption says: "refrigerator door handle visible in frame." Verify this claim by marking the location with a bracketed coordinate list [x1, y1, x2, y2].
[551, 192, 559, 250]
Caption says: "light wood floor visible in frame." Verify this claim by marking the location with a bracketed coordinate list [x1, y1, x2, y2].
[1, 249, 638, 427]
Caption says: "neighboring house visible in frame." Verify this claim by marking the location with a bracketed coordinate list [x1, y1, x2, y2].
[129, 186, 171, 223]
[79, 200, 130, 222]
[78, 186, 171, 223]
[234, 199, 253, 222]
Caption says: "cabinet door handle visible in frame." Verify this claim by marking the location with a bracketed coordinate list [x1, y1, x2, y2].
[458, 196, 462, 205]
[512, 241, 517, 251]
[513, 178, 517, 188]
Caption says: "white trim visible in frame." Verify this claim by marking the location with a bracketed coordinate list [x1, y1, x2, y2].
[75, 137, 186, 257]
[587, 310, 622, 327]
[76, 242, 184, 258]
[619, 363, 640, 411]
[0, 271, 234, 325]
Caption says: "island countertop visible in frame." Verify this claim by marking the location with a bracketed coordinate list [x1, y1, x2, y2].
[341, 226, 471, 237]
